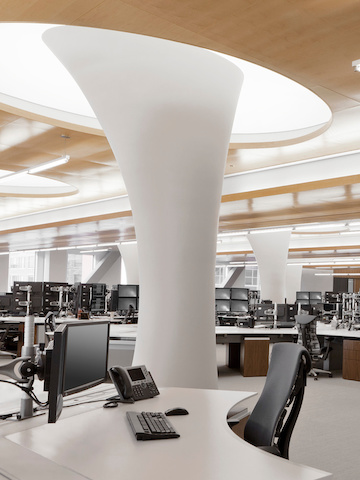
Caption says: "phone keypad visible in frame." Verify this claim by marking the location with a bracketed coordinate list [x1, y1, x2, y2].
[133, 384, 146, 398]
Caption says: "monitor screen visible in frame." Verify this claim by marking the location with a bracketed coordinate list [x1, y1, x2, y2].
[310, 291, 322, 300]
[215, 288, 231, 300]
[215, 299, 231, 312]
[323, 303, 336, 312]
[230, 300, 248, 313]
[117, 284, 138, 298]
[231, 288, 248, 301]
[296, 291, 310, 301]
[117, 297, 138, 311]
[47, 321, 109, 423]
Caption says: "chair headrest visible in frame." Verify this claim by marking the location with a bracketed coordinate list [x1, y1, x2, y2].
[295, 314, 317, 325]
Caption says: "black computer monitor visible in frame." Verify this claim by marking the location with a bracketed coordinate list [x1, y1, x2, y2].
[323, 303, 336, 312]
[215, 288, 231, 300]
[296, 291, 310, 302]
[46, 321, 110, 423]
[230, 300, 248, 313]
[231, 288, 248, 301]
[310, 291, 322, 301]
[117, 284, 138, 297]
[215, 299, 231, 312]
[117, 297, 138, 311]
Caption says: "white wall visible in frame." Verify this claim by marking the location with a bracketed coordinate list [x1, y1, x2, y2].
[0, 254, 9, 292]
[230, 268, 247, 288]
[300, 268, 333, 294]
[84, 251, 121, 286]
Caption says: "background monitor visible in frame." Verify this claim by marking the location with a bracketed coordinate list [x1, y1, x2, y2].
[296, 291, 310, 302]
[117, 297, 138, 311]
[323, 303, 336, 312]
[117, 284, 138, 297]
[215, 288, 231, 300]
[215, 299, 231, 312]
[230, 300, 248, 313]
[231, 288, 248, 301]
[47, 321, 110, 423]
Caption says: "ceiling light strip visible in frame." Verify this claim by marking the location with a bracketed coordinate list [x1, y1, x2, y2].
[224, 149, 360, 178]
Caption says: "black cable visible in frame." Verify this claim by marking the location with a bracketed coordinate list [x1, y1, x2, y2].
[62, 398, 112, 409]
[0, 379, 48, 408]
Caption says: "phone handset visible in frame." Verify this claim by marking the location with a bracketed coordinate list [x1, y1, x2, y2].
[107, 365, 160, 406]
[108, 366, 135, 404]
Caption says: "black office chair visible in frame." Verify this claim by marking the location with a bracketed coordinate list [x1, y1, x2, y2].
[0, 325, 16, 358]
[244, 342, 311, 459]
[295, 314, 332, 379]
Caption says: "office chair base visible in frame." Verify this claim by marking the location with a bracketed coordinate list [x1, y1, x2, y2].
[309, 368, 332, 380]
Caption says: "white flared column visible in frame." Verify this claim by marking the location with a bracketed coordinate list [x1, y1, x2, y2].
[286, 265, 303, 303]
[44, 27, 243, 389]
[247, 231, 291, 303]
[118, 243, 139, 285]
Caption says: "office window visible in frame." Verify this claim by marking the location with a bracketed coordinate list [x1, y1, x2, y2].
[215, 265, 232, 286]
[67, 253, 95, 284]
[8, 251, 35, 290]
[245, 266, 259, 288]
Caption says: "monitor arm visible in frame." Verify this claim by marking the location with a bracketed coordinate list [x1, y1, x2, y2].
[0, 356, 33, 382]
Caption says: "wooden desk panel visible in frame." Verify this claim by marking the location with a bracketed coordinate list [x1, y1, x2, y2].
[343, 339, 360, 381]
[240, 337, 270, 376]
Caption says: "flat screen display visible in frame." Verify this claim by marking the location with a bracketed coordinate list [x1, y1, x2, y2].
[215, 288, 231, 300]
[231, 288, 248, 301]
[296, 291, 310, 301]
[63, 323, 109, 394]
[128, 367, 146, 382]
[117, 297, 137, 311]
[216, 299, 231, 312]
[230, 300, 248, 313]
[117, 284, 138, 297]
[47, 321, 109, 423]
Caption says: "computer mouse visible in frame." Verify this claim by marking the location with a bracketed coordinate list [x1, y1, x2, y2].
[165, 407, 189, 416]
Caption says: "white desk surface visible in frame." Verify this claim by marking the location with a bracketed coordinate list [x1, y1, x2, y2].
[108, 322, 360, 340]
[0, 387, 331, 480]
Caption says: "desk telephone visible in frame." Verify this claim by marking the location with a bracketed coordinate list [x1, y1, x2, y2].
[108, 365, 160, 403]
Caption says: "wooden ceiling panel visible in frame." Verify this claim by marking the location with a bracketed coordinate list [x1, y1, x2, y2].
[0, 0, 359, 249]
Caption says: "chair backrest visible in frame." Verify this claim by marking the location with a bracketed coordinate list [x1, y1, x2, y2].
[295, 314, 321, 355]
[244, 342, 311, 459]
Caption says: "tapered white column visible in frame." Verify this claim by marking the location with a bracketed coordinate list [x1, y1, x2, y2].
[286, 265, 303, 303]
[44, 27, 242, 388]
[118, 243, 139, 285]
[248, 231, 291, 303]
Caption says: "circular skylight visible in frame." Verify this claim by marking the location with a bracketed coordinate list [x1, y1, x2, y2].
[0, 169, 77, 196]
[0, 23, 332, 144]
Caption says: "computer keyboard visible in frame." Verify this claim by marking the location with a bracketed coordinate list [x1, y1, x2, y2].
[126, 411, 180, 441]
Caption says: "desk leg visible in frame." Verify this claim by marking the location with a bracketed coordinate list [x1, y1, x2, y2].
[227, 343, 241, 369]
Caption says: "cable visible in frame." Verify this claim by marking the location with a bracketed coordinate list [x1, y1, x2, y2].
[0, 379, 48, 408]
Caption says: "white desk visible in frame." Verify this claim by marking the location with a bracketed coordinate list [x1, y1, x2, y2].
[0, 387, 331, 480]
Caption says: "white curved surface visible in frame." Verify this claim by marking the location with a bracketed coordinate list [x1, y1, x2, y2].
[43, 26, 243, 389]
[4, 388, 331, 479]
[0, 23, 331, 145]
[247, 230, 292, 303]
[0, 170, 77, 196]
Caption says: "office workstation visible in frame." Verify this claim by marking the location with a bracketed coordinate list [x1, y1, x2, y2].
[0, 318, 332, 480]
[0, 3, 360, 480]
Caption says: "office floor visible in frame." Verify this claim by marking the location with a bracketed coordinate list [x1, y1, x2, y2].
[217, 344, 359, 480]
